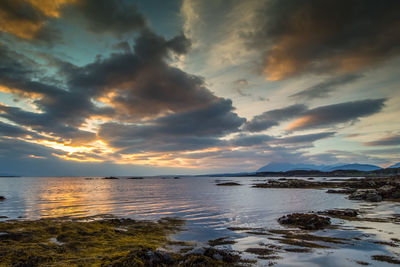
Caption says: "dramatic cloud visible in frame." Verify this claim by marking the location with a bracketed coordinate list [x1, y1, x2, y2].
[364, 135, 400, 146]
[98, 99, 244, 152]
[0, 121, 31, 137]
[0, 0, 75, 42]
[0, 0, 398, 174]
[68, 0, 147, 35]
[290, 74, 363, 100]
[0, 25, 244, 154]
[229, 134, 273, 147]
[244, 104, 307, 132]
[286, 99, 386, 131]
[0, 0, 147, 43]
[247, 0, 400, 80]
[273, 132, 336, 144]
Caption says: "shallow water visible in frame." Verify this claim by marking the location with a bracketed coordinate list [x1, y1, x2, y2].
[1, 176, 399, 266]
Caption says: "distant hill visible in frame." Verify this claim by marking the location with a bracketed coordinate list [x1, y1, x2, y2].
[0, 173, 19, 177]
[257, 162, 327, 172]
[325, 164, 381, 172]
[251, 167, 400, 177]
[256, 162, 380, 172]
[389, 162, 400, 169]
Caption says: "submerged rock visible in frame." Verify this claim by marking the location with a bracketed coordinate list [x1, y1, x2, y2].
[278, 213, 331, 230]
[349, 189, 383, 202]
[0, 196, 5, 201]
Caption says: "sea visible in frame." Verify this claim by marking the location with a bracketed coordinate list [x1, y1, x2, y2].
[1, 176, 399, 266]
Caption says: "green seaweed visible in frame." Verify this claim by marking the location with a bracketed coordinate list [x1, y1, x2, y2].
[0, 215, 183, 266]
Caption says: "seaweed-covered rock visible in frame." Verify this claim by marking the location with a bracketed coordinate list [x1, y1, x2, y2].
[255, 179, 323, 188]
[377, 185, 397, 198]
[326, 188, 356, 194]
[318, 209, 358, 218]
[278, 213, 331, 230]
[107, 248, 174, 266]
[349, 189, 382, 202]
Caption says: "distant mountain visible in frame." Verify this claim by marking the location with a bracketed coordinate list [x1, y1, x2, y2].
[326, 164, 381, 171]
[388, 162, 400, 169]
[257, 162, 381, 172]
[257, 162, 326, 172]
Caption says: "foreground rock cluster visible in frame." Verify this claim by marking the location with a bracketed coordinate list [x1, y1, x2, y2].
[0, 216, 249, 266]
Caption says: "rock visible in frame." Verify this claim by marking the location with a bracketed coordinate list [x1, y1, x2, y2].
[216, 182, 241, 186]
[103, 176, 119, 179]
[326, 188, 356, 194]
[0, 196, 5, 201]
[187, 247, 206, 255]
[121, 248, 174, 265]
[349, 189, 382, 202]
[377, 185, 397, 198]
[392, 190, 400, 199]
[318, 209, 358, 217]
[278, 213, 331, 230]
[212, 253, 223, 261]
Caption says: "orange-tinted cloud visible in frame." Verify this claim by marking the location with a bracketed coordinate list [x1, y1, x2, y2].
[286, 99, 386, 131]
[250, 0, 400, 80]
[0, 0, 77, 39]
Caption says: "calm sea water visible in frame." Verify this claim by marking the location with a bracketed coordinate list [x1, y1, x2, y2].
[1, 176, 399, 266]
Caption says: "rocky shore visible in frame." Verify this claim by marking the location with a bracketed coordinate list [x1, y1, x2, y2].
[253, 176, 400, 202]
[0, 215, 252, 266]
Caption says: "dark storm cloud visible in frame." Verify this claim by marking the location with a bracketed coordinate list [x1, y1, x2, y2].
[112, 41, 132, 53]
[67, 31, 214, 122]
[0, 44, 106, 143]
[229, 134, 273, 147]
[0, 121, 31, 137]
[0, 105, 97, 144]
[247, 0, 400, 80]
[290, 74, 363, 100]
[98, 99, 244, 152]
[70, 0, 147, 36]
[274, 132, 336, 144]
[364, 135, 400, 146]
[287, 99, 386, 131]
[244, 104, 307, 132]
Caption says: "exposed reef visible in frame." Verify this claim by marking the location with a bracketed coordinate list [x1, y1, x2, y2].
[278, 213, 331, 230]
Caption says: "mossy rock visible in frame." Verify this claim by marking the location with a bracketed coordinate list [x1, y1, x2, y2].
[278, 213, 331, 230]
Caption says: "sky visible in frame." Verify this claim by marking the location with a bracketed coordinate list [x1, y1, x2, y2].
[0, 0, 399, 176]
